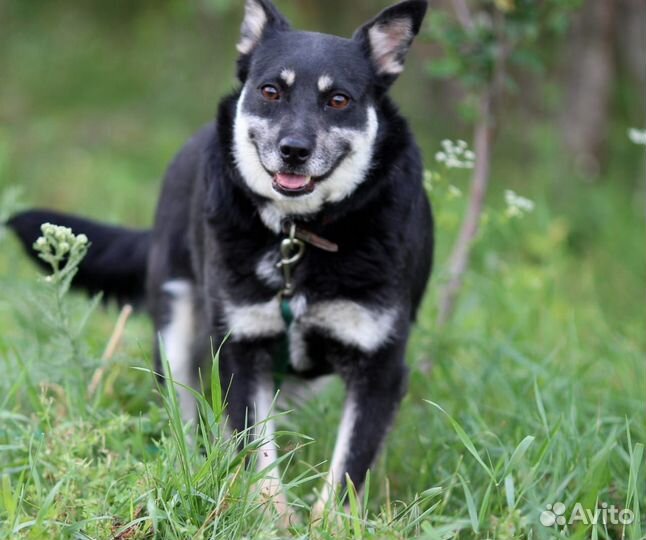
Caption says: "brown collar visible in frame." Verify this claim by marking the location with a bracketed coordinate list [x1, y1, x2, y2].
[281, 221, 338, 252]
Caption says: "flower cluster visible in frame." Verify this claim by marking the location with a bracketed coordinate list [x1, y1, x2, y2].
[435, 139, 476, 169]
[628, 128, 646, 146]
[424, 169, 462, 200]
[33, 223, 89, 279]
[504, 190, 535, 218]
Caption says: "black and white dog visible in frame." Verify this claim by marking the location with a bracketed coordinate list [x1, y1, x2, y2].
[9, 0, 433, 518]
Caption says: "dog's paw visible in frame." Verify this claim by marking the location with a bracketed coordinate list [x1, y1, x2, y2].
[310, 499, 326, 524]
[256, 477, 300, 529]
[309, 499, 344, 530]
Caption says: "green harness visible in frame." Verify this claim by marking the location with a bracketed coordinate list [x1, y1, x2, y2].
[272, 222, 304, 388]
[271, 221, 339, 388]
[273, 297, 294, 388]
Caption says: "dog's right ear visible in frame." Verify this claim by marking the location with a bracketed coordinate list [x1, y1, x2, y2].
[236, 0, 290, 81]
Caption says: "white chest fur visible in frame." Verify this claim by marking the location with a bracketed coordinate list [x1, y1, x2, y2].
[223, 294, 398, 357]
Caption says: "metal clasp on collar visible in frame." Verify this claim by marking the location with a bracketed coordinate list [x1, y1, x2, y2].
[276, 222, 305, 297]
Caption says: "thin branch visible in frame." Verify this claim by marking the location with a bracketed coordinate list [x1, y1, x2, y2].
[436, 2, 511, 326]
[437, 92, 493, 326]
[451, 0, 474, 30]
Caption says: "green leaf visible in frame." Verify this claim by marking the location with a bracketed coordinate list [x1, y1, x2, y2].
[503, 435, 535, 478]
[426, 401, 496, 482]
[210, 335, 227, 421]
[345, 473, 363, 538]
[504, 474, 515, 509]
[427, 57, 461, 79]
[1, 474, 16, 524]
[458, 474, 479, 533]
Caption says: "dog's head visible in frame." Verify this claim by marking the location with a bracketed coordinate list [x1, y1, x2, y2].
[232, 0, 427, 225]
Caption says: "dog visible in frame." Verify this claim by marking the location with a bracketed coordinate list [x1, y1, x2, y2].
[8, 0, 433, 520]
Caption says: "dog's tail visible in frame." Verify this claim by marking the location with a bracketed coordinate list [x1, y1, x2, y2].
[7, 209, 152, 306]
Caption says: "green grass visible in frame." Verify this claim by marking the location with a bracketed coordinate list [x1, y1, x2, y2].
[0, 2, 644, 539]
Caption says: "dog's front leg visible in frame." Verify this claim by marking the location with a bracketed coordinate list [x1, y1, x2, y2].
[219, 339, 295, 526]
[314, 342, 409, 517]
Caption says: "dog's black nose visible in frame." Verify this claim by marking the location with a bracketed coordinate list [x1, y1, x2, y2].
[279, 137, 312, 165]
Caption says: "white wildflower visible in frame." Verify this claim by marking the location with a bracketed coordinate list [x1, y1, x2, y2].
[423, 170, 434, 191]
[504, 189, 535, 218]
[435, 139, 475, 169]
[628, 128, 646, 146]
[447, 185, 462, 199]
[34, 222, 89, 269]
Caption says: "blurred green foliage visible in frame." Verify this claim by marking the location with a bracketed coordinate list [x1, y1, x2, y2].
[426, 0, 586, 128]
[427, 0, 583, 91]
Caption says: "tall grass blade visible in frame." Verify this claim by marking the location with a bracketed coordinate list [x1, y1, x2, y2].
[426, 400, 495, 482]
[458, 473, 479, 533]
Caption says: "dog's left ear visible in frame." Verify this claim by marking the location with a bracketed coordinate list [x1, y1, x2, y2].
[353, 0, 428, 88]
[237, 0, 290, 81]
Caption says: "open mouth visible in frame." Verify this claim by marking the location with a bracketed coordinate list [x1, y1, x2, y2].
[272, 173, 316, 197]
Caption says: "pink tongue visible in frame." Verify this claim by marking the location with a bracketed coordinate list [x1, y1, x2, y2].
[275, 173, 310, 190]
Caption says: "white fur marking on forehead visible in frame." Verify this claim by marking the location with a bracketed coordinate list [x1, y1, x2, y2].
[280, 68, 296, 86]
[237, 0, 268, 55]
[368, 18, 412, 75]
[318, 74, 334, 92]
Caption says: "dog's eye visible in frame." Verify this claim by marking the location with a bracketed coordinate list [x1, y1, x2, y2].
[260, 85, 281, 101]
[328, 94, 350, 110]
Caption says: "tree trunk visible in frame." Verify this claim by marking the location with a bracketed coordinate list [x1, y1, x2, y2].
[616, 0, 646, 88]
[561, 0, 616, 178]
[437, 91, 494, 326]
